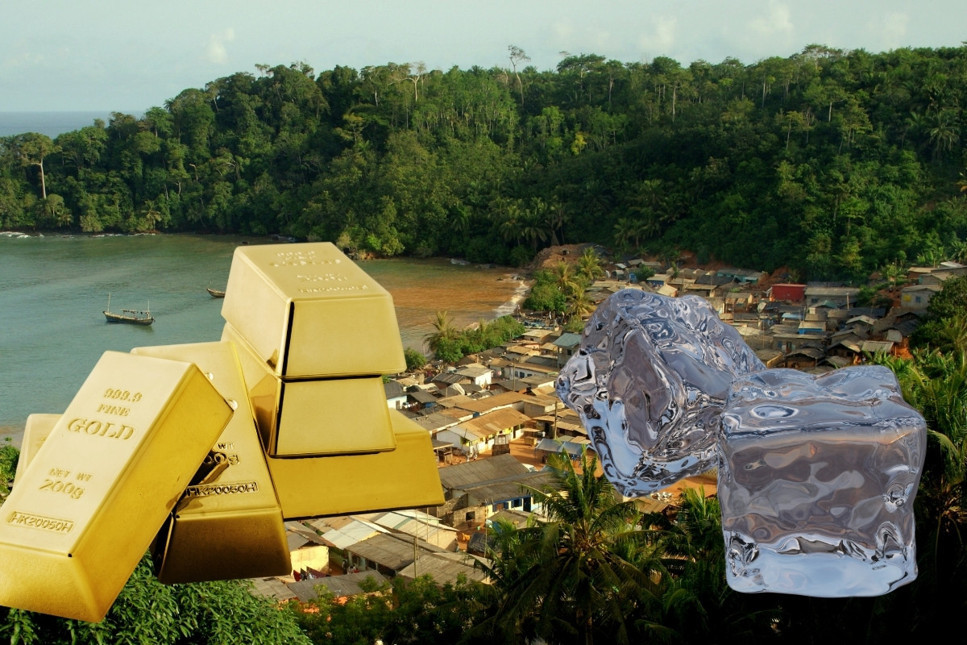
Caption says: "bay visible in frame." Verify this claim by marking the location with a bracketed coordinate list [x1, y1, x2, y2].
[0, 233, 526, 433]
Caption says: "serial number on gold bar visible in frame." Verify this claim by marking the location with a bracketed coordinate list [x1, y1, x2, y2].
[183, 481, 259, 497]
[6, 512, 75, 534]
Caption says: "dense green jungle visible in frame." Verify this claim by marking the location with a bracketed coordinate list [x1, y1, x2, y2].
[2, 44, 967, 280]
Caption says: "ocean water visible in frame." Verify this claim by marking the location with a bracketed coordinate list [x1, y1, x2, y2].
[0, 111, 123, 138]
[0, 233, 524, 433]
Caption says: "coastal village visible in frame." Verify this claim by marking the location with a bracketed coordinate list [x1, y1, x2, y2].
[253, 244, 965, 608]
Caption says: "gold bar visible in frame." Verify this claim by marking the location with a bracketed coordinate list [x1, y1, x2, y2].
[15, 414, 59, 484]
[220, 242, 406, 378]
[0, 351, 233, 622]
[223, 323, 396, 457]
[266, 410, 444, 519]
[130, 341, 291, 584]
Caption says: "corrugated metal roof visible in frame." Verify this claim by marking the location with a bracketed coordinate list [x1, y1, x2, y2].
[455, 408, 532, 440]
[437, 454, 531, 489]
[250, 577, 297, 602]
[535, 438, 590, 456]
[823, 356, 852, 368]
[433, 372, 466, 385]
[456, 364, 492, 378]
[367, 512, 458, 545]
[409, 390, 438, 404]
[861, 340, 895, 354]
[786, 346, 825, 360]
[288, 571, 389, 601]
[319, 519, 385, 550]
[533, 416, 587, 435]
[465, 471, 558, 505]
[451, 391, 527, 414]
[553, 332, 582, 348]
[396, 552, 489, 585]
[411, 411, 460, 431]
[348, 533, 443, 571]
[384, 380, 405, 398]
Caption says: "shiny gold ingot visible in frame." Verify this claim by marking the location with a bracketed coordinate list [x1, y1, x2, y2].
[223, 323, 396, 456]
[0, 351, 233, 622]
[220, 242, 406, 378]
[15, 414, 59, 483]
[266, 410, 444, 519]
[131, 341, 291, 583]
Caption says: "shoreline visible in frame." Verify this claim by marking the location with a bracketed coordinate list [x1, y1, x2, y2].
[0, 236, 535, 430]
[0, 427, 24, 449]
[494, 276, 531, 318]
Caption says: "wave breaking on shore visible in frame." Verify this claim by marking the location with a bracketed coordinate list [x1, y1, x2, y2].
[494, 276, 530, 317]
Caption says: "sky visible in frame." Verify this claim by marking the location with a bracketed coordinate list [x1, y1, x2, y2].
[1, 0, 963, 113]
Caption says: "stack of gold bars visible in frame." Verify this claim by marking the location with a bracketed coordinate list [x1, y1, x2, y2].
[0, 242, 444, 622]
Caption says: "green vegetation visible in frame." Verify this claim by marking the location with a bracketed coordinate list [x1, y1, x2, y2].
[426, 314, 525, 363]
[475, 451, 664, 643]
[3, 44, 967, 642]
[912, 275, 967, 349]
[2, 46, 967, 279]
[293, 575, 483, 644]
[522, 269, 568, 315]
[523, 249, 603, 322]
[403, 346, 428, 371]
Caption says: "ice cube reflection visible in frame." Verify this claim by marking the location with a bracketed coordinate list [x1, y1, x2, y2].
[718, 366, 926, 596]
[556, 289, 764, 496]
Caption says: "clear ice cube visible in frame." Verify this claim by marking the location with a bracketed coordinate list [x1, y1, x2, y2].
[556, 289, 764, 495]
[718, 366, 926, 597]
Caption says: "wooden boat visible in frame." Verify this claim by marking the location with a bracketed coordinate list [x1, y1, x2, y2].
[104, 308, 154, 325]
[104, 294, 154, 325]
[206, 287, 226, 298]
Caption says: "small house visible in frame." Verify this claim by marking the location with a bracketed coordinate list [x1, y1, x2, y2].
[900, 284, 942, 310]
[384, 380, 407, 409]
[769, 283, 806, 303]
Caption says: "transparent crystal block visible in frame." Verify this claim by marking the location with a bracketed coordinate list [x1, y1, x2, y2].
[719, 366, 926, 597]
[556, 289, 764, 495]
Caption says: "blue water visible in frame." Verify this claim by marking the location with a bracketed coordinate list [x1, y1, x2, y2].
[0, 111, 124, 138]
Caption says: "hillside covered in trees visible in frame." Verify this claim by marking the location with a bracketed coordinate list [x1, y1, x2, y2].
[1, 45, 966, 280]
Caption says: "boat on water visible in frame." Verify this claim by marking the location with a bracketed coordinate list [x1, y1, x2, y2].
[206, 287, 226, 298]
[103, 294, 154, 325]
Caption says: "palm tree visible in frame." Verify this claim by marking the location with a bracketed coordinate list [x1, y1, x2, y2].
[874, 343, 967, 627]
[645, 487, 776, 638]
[928, 108, 960, 161]
[476, 450, 669, 644]
[566, 288, 596, 322]
[519, 210, 550, 252]
[553, 261, 582, 299]
[612, 217, 647, 253]
[576, 247, 605, 284]
[497, 200, 524, 245]
[423, 310, 457, 356]
[879, 261, 908, 289]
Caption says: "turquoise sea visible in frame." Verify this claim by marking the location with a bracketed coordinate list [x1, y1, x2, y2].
[0, 233, 525, 433]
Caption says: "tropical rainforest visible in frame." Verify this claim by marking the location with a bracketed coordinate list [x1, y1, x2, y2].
[1, 44, 966, 281]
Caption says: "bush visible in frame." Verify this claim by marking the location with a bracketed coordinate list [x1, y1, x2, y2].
[404, 347, 427, 371]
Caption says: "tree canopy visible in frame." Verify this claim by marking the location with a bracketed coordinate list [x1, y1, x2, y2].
[1, 46, 966, 278]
